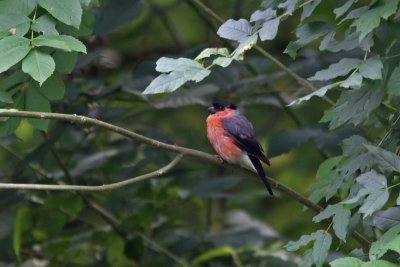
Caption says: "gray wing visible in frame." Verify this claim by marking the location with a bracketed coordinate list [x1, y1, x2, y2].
[222, 111, 270, 165]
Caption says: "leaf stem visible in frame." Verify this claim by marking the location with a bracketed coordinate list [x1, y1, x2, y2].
[387, 181, 400, 190]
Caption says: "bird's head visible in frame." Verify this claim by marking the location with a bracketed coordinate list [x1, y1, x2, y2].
[207, 102, 237, 115]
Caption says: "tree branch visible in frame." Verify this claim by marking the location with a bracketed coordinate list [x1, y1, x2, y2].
[0, 110, 371, 249]
[0, 148, 183, 191]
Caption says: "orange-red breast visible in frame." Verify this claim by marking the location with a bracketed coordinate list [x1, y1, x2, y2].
[206, 102, 273, 196]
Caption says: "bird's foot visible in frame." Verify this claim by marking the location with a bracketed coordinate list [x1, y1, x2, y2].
[214, 155, 224, 163]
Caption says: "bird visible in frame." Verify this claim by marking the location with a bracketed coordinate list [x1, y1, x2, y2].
[206, 102, 273, 196]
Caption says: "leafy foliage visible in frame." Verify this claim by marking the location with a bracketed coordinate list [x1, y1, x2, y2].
[1, 0, 400, 266]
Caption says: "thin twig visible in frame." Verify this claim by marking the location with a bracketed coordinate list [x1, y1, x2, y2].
[86, 197, 191, 267]
[0, 151, 183, 191]
[0, 110, 371, 249]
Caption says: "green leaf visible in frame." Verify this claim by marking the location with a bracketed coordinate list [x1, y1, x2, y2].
[354, 170, 389, 218]
[156, 57, 206, 75]
[312, 231, 332, 267]
[22, 49, 55, 85]
[106, 234, 133, 266]
[362, 260, 398, 267]
[143, 72, 188, 94]
[301, 0, 322, 21]
[31, 14, 59, 35]
[25, 85, 51, 131]
[342, 135, 368, 157]
[365, 145, 400, 173]
[58, 9, 94, 37]
[288, 83, 337, 106]
[259, 18, 280, 41]
[38, 0, 82, 29]
[355, 0, 400, 41]
[285, 231, 319, 251]
[0, 91, 13, 104]
[322, 83, 384, 129]
[334, 0, 355, 18]
[359, 58, 383, 80]
[357, 170, 387, 191]
[193, 246, 236, 264]
[53, 51, 78, 74]
[0, 36, 30, 73]
[45, 194, 83, 219]
[232, 34, 258, 60]
[373, 207, 400, 231]
[35, 73, 65, 100]
[195, 48, 230, 60]
[278, 0, 298, 15]
[250, 9, 276, 22]
[341, 73, 363, 89]
[33, 35, 86, 53]
[0, 0, 36, 16]
[284, 21, 333, 59]
[144, 57, 211, 94]
[308, 156, 343, 203]
[313, 204, 350, 241]
[359, 189, 389, 218]
[0, 117, 21, 136]
[13, 206, 30, 259]
[213, 57, 233, 67]
[309, 58, 361, 81]
[320, 30, 359, 52]
[217, 18, 253, 41]
[0, 14, 30, 37]
[370, 224, 400, 259]
[387, 64, 400, 96]
[330, 257, 363, 267]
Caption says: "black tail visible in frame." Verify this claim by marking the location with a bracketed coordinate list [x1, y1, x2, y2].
[248, 155, 274, 196]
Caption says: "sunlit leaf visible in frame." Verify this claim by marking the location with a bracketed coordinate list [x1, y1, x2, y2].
[195, 48, 230, 60]
[250, 8, 276, 22]
[259, 18, 280, 41]
[217, 19, 253, 42]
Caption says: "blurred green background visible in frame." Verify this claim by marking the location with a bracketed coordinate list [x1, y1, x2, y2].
[0, 0, 356, 266]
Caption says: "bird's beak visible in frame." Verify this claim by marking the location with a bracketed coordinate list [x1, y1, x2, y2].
[207, 106, 216, 114]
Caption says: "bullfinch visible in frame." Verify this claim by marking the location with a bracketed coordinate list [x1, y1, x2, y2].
[206, 102, 273, 196]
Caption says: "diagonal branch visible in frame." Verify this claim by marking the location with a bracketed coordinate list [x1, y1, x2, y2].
[0, 110, 370, 249]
